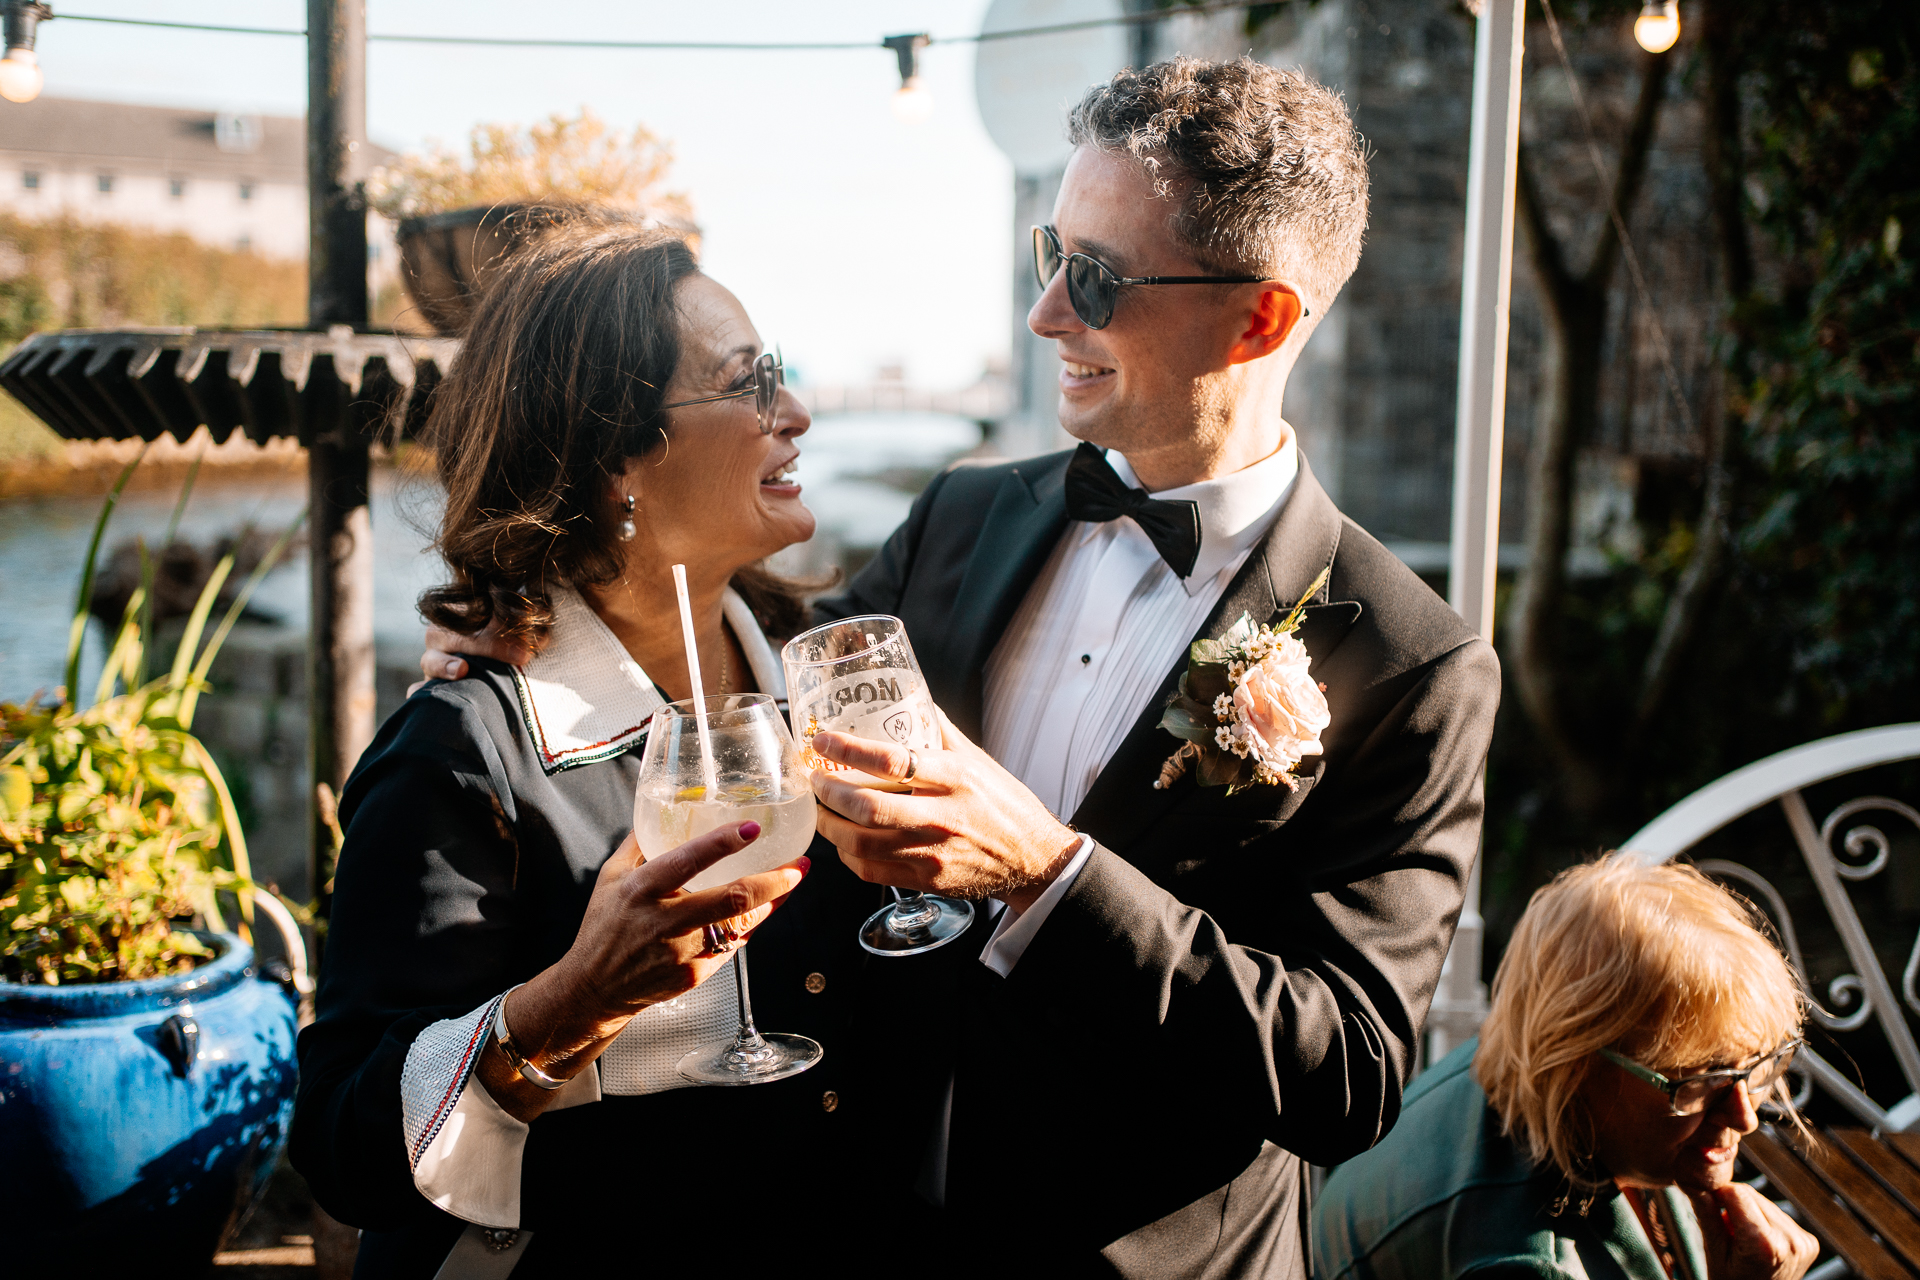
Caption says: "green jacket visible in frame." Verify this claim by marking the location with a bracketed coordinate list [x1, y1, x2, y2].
[1312, 1039, 1706, 1280]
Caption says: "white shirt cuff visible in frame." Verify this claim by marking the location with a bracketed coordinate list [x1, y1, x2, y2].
[401, 992, 601, 1229]
[979, 834, 1094, 978]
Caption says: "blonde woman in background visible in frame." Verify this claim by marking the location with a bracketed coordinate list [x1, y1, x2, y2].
[1313, 853, 1820, 1280]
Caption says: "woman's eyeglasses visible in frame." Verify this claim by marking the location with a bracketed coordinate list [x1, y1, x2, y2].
[1601, 1038, 1803, 1116]
[659, 349, 785, 435]
[1032, 224, 1290, 330]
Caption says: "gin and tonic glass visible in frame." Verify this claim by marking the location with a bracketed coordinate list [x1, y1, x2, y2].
[632, 693, 823, 1085]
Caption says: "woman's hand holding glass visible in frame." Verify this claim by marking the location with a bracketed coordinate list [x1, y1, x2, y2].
[475, 821, 808, 1123]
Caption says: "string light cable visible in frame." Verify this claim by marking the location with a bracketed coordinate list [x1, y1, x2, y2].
[1536, 0, 1697, 441]
[29, 2, 1292, 51]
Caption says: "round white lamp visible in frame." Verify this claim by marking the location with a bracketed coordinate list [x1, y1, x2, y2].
[1634, 1, 1681, 54]
[0, 47, 40, 103]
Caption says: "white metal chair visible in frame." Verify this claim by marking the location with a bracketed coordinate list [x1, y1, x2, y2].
[1625, 723, 1920, 1278]
[1626, 723, 1920, 1129]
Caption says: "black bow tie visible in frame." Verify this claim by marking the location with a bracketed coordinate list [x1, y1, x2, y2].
[1063, 442, 1202, 579]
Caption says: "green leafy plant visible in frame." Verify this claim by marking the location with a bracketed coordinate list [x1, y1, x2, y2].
[0, 450, 304, 984]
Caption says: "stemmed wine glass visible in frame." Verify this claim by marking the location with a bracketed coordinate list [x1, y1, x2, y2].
[631, 693, 823, 1085]
[782, 615, 975, 957]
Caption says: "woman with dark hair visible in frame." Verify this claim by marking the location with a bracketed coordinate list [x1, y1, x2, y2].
[291, 222, 875, 1275]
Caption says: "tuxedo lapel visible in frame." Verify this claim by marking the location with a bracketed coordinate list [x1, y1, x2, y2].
[933, 455, 1071, 739]
[1070, 459, 1361, 851]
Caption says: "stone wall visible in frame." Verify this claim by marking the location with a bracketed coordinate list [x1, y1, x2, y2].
[192, 625, 418, 905]
[1130, 0, 1720, 559]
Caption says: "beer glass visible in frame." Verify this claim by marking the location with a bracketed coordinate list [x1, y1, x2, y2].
[783, 615, 975, 956]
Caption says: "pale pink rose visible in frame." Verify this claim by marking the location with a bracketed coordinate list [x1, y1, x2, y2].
[1231, 632, 1329, 775]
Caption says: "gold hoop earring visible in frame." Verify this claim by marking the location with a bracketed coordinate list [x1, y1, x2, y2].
[618, 495, 636, 542]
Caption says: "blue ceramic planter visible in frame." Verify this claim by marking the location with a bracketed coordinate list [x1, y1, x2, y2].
[0, 932, 299, 1275]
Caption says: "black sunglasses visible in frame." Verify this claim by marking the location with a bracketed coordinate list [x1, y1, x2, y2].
[1032, 225, 1296, 330]
[659, 348, 786, 435]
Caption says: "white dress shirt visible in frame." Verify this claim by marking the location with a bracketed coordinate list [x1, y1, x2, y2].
[975, 433, 1300, 975]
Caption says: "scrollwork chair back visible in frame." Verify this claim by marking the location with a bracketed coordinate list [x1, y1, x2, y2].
[1625, 724, 1920, 1130]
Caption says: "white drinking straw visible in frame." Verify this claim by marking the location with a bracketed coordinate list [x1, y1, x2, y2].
[671, 564, 720, 799]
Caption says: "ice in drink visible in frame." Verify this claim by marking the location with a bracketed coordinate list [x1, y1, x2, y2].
[632, 774, 817, 892]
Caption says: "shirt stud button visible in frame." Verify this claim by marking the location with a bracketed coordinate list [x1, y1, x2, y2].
[821, 1090, 840, 1112]
[804, 972, 826, 994]
[1081, 654, 1091, 665]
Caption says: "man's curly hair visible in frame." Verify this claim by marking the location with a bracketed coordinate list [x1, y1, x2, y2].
[1067, 55, 1370, 313]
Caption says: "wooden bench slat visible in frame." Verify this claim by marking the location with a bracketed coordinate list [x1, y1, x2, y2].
[1833, 1129, 1920, 1216]
[1886, 1131, 1920, 1176]
[1799, 1131, 1920, 1271]
[1742, 1130, 1913, 1280]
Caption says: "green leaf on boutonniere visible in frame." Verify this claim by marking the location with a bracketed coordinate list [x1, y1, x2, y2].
[1221, 612, 1257, 650]
[1189, 637, 1230, 667]
[1198, 746, 1248, 789]
[1159, 703, 1214, 744]
[1183, 663, 1232, 707]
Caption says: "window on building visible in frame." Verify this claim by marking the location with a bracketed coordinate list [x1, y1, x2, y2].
[170, 178, 186, 199]
[97, 173, 114, 195]
[21, 171, 38, 190]
[238, 182, 254, 202]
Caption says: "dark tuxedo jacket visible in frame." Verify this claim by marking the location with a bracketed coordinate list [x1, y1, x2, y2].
[819, 449, 1500, 1278]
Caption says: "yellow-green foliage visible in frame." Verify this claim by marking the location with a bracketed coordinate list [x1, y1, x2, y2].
[0, 213, 309, 461]
[0, 457, 302, 985]
[0, 688, 231, 984]
[365, 106, 690, 221]
[0, 211, 306, 333]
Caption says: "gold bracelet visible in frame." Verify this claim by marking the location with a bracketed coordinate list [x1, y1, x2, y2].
[492, 986, 567, 1092]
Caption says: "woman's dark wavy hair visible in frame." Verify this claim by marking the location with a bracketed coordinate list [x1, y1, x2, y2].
[418, 219, 817, 648]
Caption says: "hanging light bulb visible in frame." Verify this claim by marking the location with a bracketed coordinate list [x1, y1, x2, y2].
[1633, 0, 1680, 54]
[0, 1, 52, 105]
[891, 76, 934, 126]
[0, 48, 39, 103]
[883, 33, 933, 125]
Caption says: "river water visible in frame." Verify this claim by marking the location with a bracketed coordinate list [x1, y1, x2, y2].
[0, 412, 983, 702]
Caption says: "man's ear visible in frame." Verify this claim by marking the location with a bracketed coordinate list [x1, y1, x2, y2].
[1226, 286, 1307, 365]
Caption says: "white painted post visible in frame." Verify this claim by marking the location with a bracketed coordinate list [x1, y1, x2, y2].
[1429, 0, 1526, 1064]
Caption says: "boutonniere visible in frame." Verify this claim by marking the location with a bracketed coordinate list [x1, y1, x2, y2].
[1154, 568, 1331, 795]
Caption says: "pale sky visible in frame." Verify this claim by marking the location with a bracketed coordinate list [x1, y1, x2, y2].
[27, 0, 1018, 388]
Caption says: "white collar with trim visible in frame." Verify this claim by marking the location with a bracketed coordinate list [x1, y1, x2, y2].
[511, 584, 788, 775]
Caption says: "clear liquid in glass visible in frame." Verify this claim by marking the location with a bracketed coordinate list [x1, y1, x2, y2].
[632, 776, 817, 891]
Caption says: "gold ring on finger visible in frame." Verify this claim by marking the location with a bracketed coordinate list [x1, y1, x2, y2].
[700, 922, 745, 957]
[902, 749, 918, 785]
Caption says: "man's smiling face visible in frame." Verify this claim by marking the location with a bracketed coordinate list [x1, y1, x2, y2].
[1027, 146, 1262, 473]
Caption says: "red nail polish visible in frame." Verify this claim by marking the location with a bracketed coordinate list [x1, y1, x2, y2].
[797, 855, 812, 875]
[740, 821, 762, 840]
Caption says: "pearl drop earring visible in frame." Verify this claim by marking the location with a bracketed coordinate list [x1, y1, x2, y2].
[618, 495, 636, 542]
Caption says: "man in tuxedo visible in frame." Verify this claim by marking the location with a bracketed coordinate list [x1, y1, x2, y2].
[421, 57, 1497, 1277]
[802, 56, 1500, 1276]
